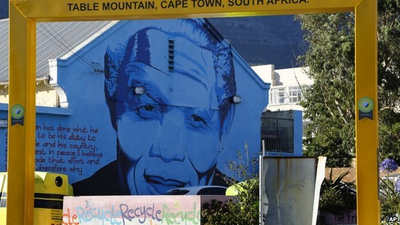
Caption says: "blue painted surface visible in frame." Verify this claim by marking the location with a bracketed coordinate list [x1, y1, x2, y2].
[0, 19, 270, 195]
[293, 110, 303, 156]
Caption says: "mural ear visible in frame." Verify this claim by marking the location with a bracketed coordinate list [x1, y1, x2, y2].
[221, 102, 236, 138]
[104, 47, 120, 98]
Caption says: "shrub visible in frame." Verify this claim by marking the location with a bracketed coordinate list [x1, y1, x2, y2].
[379, 158, 400, 222]
[319, 169, 357, 214]
[201, 146, 260, 225]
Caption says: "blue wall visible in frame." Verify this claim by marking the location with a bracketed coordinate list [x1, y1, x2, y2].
[0, 19, 269, 195]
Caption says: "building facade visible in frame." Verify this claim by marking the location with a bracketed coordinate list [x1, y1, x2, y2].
[253, 64, 312, 156]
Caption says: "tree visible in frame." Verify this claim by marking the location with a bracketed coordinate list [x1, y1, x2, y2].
[295, 13, 355, 167]
[376, 0, 400, 162]
[295, 1, 400, 166]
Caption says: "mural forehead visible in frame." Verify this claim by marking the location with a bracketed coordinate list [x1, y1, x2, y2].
[125, 29, 216, 80]
[124, 62, 219, 109]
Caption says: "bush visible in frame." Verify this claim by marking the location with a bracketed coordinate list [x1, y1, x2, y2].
[319, 169, 357, 214]
[201, 146, 260, 225]
[379, 158, 400, 222]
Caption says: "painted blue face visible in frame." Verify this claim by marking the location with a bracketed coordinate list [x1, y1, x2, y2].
[104, 21, 237, 195]
[117, 63, 223, 195]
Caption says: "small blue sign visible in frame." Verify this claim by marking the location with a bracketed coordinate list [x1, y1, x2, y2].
[11, 104, 24, 125]
[358, 97, 373, 120]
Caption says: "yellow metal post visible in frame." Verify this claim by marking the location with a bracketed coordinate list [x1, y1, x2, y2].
[355, 0, 379, 223]
[7, 3, 36, 225]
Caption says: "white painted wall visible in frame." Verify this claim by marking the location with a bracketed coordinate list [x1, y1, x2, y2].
[252, 64, 313, 112]
[0, 81, 58, 107]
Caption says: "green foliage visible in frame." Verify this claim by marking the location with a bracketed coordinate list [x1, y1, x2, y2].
[380, 178, 400, 220]
[379, 158, 400, 222]
[295, 2, 400, 166]
[377, 0, 400, 163]
[319, 169, 356, 213]
[201, 200, 238, 225]
[380, 123, 400, 163]
[201, 147, 259, 225]
[294, 13, 355, 167]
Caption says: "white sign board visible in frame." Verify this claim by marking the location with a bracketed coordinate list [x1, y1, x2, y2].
[260, 157, 326, 225]
[63, 195, 201, 225]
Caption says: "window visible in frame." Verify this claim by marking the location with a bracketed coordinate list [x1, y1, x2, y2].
[270, 88, 287, 105]
[289, 86, 302, 103]
[261, 111, 295, 153]
[269, 86, 305, 105]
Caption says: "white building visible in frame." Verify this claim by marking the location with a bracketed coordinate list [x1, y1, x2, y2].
[252, 64, 313, 112]
[253, 65, 313, 144]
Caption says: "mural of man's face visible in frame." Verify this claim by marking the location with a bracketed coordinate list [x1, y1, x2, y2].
[117, 62, 223, 195]
[104, 23, 236, 195]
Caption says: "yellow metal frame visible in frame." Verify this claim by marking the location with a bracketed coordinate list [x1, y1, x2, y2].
[7, 0, 378, 224]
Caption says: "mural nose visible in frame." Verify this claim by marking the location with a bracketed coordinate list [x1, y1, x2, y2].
[153, 142, 186, 163]
[150, 118, 186, 163]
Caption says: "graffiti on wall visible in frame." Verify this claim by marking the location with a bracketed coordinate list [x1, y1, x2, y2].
[2, 131, 6, 168]
[3, 123, 104, 175]
[63, 196, 201, 225]
[317, 210, 357, 225]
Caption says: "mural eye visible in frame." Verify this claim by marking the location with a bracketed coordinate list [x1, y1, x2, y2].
[144, 105, 155, 111]
[188, 115, 207, 129]
[136, 104, 161, 119]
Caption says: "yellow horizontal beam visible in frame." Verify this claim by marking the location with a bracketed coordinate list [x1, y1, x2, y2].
[11, 0, 358, 22]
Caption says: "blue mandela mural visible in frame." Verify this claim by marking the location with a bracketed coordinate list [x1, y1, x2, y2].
[74, 20, 238, 195]
[0, 18, 270, 196]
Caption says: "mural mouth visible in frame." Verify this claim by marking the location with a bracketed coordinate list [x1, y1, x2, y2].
[145, 175, 186, 194]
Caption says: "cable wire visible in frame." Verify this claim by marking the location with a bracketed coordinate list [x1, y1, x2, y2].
[37, 22, 98, 71]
